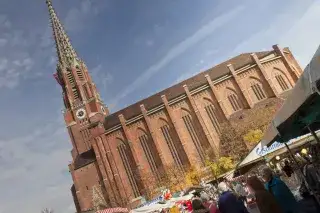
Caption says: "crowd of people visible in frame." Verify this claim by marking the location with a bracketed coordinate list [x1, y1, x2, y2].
[187, 164, 320, 213]
[151, 153, 320, 213]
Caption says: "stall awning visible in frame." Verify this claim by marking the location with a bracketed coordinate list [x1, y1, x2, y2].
[261, 44, 320, 147]
[239, 132, 318, 168]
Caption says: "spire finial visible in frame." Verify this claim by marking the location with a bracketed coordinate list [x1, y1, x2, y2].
[46, 0, 78, 67]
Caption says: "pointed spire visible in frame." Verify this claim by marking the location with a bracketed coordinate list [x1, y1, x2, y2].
[46, 0, 78, 66]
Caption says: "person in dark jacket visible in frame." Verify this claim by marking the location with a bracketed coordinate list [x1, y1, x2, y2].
[192, 199, 209, 213]
[217, 182, 249, 213]
[303, 157, 320, 194]
[262, 167, 298, 213]
[246, 175, 283, 213]
[282, 160, 294, 177]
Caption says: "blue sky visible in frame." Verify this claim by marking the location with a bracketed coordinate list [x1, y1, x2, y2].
[0, 0, 319, 212]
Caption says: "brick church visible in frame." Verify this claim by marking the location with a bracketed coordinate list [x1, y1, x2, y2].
[46, 1, 302, 212]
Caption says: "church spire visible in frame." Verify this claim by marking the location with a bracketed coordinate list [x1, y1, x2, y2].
[46, 0, 78, 66]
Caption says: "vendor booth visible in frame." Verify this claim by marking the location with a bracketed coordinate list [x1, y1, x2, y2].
[260, 44, 320, 147]
[255, 44, 320, 207]
[238, 132, 319, 169]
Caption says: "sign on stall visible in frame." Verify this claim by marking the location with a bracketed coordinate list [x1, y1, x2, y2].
[255, 134, 308, 156]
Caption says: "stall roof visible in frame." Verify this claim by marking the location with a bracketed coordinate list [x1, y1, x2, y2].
[239, 131, 319, 168]
[261, 45, 320, 147]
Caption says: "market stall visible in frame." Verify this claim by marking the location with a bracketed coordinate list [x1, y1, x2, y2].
[238, 132, 318, 169]
[130, 194, 193, 213]
[261, 44, 320, 147]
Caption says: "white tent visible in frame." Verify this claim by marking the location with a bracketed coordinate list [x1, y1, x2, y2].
[130, 194, 193, 213]
[238, 131, 319, 168]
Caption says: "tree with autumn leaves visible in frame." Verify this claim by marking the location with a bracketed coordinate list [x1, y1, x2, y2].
[138, 154, 235, 199]
[219, 99, 283, 160]
[205, 156, 235, 180]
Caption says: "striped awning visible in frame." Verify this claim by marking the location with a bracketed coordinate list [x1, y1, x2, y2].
[97, 207, 129, 213]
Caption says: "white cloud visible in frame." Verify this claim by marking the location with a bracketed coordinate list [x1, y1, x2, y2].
[65, 0, 104, 32]
[0, 56, 34, 89]
[175, 71, 199, 84]
[280, 1, 320, 68]
[205, 49, 218, 56]
[0, 116, 74, 213]
[0, 14, 11, 29]
[91, 64, 114, 91]
[146, 39, 155, 47]
[232, 0, 318, 68]
[0, 38, 7, 46]
[111, 6, 245, 106]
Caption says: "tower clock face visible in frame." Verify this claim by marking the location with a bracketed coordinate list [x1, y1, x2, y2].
[76, 108, 86, 119]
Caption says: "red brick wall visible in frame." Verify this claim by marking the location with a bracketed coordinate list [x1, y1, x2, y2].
[71, 162, 105, 212]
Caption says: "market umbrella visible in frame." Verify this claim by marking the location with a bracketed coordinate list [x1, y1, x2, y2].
[261, 44, 320, 147]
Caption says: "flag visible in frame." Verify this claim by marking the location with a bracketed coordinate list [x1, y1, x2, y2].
[53, 73, 63, 86]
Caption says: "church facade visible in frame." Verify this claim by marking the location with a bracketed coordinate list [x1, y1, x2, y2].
[45, 1, 303, 212]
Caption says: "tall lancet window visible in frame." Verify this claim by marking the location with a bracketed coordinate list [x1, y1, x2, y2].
[117, 140, 140, 198]
[204, 99, 221, 134]
[272, 68, 291, 93]
[275, 75, 289, 91]
[226, 89, 242, 112]
[137, 129, 158, 178]
[160, 123, 183, 169]
[181, 109, 205, 162]
[250, 78, 266, 102]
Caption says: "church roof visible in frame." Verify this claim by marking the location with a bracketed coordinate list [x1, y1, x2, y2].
[104, 50, 274, 130]
[73, 149, 96, 170]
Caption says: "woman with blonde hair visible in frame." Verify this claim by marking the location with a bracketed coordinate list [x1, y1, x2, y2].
[246, 175, 283, 213]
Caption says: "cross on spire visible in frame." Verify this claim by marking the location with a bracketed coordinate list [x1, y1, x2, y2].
[46, 0, 78, 66]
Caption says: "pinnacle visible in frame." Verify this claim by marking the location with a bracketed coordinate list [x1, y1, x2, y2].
[46, 0, 79, 67]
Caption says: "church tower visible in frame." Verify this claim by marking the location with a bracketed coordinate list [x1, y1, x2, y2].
[46, 0, 109, 157]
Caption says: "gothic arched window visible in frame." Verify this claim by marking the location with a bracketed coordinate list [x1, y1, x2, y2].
[275, 75, 289, 91]
[159, 120, 183, 169]
[181, 109, 205, 162]
[226, 89, 242, 112]
[203, 99, 221, 134]
[117, 140, 140, 198]
[249, 78, 266, 102]
[272, 68, 291, 93]
[137, 129, 158, 178]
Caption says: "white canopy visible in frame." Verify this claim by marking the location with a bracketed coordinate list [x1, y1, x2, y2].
[130, 194, 193, 213]
[238, 132, 318, 168]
